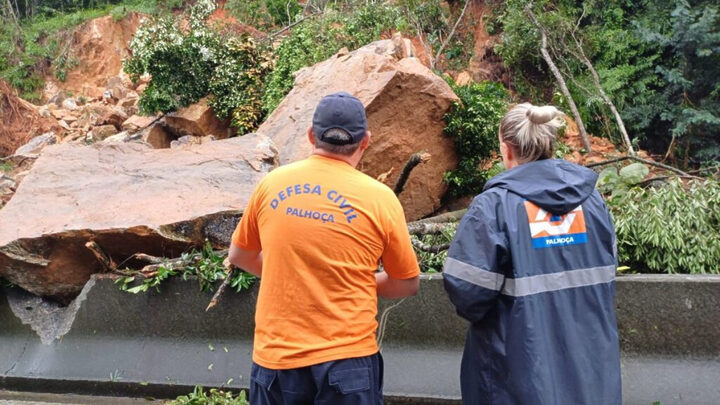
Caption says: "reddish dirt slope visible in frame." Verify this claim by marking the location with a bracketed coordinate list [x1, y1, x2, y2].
[43, 12, 143, 101]
[465, 0, 507, 84]
[0, 81, 62, 157]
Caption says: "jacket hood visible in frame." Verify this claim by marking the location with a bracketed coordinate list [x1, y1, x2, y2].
[484, 159, 598, 214]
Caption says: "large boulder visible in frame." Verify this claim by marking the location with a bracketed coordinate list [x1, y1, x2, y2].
[0, 134, 278, 303]
[164, 98, 233, 139]
[256, 40, 458, 221]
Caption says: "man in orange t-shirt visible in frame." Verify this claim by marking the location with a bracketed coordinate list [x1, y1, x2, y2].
[228, 92, 420, 405]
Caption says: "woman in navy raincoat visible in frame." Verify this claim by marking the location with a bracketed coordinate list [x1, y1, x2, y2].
[443, 103, 621, 404]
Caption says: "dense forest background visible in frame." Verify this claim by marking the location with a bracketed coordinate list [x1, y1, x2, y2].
[2, 0, 718, 165]
[1, 0, 719, 275]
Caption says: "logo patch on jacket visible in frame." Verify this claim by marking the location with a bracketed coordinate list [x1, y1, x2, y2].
[524, 202, 588, 249]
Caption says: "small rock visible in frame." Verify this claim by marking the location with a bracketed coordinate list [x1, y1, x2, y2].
[141, 124, 174, 149]
[0, 175, 16, 195]
[164, 97, 233, 139]
[103, 90, 116, 103]
[48, 92, 67, 107]
[50, 110, 65, 120]
[102, 131, 131, 144]
[122, 114, 157, 133]
[61, 98, 79, 110]
[455, 71, 473, 86]
[13, 132, 57, 158]
[38, 106, 51, 118]
[170, 135, 216, 149]
[58, 120, 71, 130]
[89, 125, 118, 142]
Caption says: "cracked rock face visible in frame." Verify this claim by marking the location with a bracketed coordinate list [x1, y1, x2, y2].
[0, 134, 278, 303]
[257, 39, 459, 221]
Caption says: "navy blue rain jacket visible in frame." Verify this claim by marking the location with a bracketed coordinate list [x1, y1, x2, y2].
[443, 159, 621, 405]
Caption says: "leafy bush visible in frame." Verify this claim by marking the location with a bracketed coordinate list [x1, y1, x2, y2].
[227, 0, 301, 29]
[443, 78, 509, 197]
[262, 2, 406, 115]
[609, 179, 720, 274]
[124, 0, 269, 133]
[169, 386, 248, 405]
[596, 162, 649, 200]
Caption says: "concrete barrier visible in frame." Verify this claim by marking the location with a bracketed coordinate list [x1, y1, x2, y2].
[1, 274, 719, 404]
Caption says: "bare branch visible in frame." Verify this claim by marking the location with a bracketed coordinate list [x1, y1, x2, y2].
[85, 241, 117, 273]
[409, 209, 467, 226]
[394, 152, 431, 195]
[408, 222, 458, 236]
[525, 5, 592, 153]
[206, 259, 235, 312]
[585, 156, 701, 178]
[411, 238, 450, 253]
[433, 0, 470, 68]
[569, 31, 635, 155]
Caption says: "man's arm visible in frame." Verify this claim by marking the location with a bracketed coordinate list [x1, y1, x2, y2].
[228, 243, 263, 278]
[376, 272, 419, 298]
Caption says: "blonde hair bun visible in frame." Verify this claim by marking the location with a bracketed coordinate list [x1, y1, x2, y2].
[527, 105, 560, 125]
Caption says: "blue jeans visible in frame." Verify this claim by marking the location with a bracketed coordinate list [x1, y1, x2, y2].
[250, 352, 384, 405]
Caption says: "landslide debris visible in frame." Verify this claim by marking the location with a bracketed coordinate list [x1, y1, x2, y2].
[0, 134, 278, 303]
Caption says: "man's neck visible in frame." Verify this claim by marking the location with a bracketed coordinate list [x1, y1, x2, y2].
[311, 149, 361, 168]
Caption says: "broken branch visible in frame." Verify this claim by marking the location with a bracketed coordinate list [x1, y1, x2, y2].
[85, 241, 117, 273]
[394, 152, 431, 195]
[205, 259, 235, 312]
[409, 209, 467, 226]
[411, 238, 451, 253]
[585, 156, 699, 178]
[408, 222, 458, 236]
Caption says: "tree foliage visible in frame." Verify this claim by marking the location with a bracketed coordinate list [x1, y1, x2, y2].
[124, 0, 270, 133]
[443, 79, 509, 198]
[608, 179, 720, 274]
[494, 0, 720, 166]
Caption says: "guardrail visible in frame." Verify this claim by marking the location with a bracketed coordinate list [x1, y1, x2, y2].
[1, 274, 719, 404]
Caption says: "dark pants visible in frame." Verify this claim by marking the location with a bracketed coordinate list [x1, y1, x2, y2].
[250, 352, 384, 405]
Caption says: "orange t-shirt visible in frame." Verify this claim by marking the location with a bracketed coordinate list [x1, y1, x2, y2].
[231, 154, 420, 369]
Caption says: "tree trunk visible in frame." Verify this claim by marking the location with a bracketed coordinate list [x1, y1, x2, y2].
[4, 0, 20, 28]
[433, 0, 470, 68]
[526, 6, 592, 153]
[571, 34, 635, 155]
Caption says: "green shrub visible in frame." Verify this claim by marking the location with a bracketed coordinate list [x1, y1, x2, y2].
[124, 0, 269, 133]
[443, 78, 509, 197]
[228, 0, 301, 28]
[609, 179, 720, 274]
[169, 386, 248, 405]
[262, 2, 406, 115]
